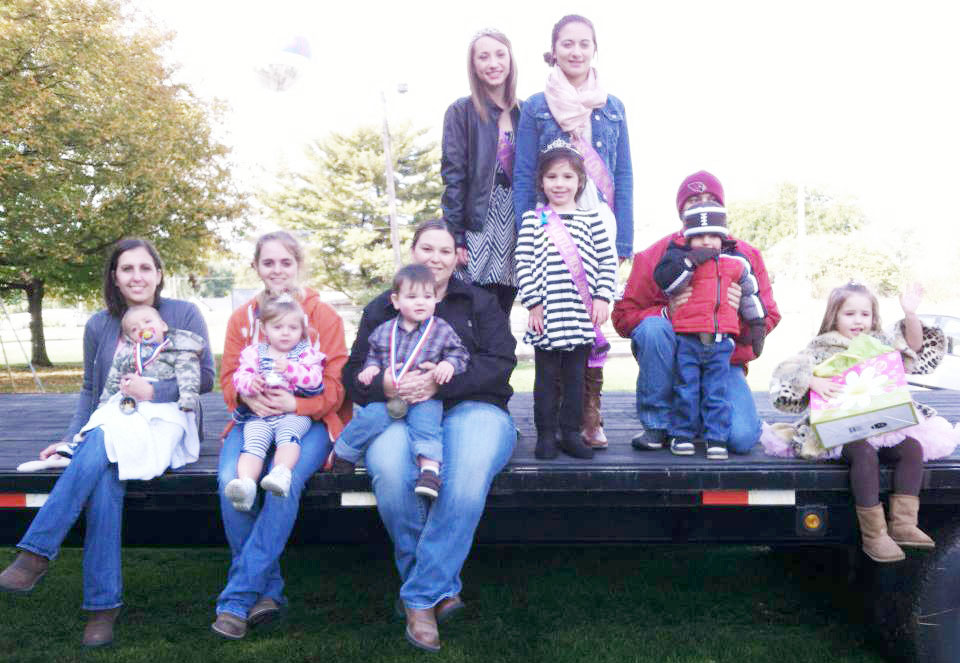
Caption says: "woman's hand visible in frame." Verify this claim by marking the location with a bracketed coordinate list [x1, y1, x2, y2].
[900, 282, 923, 316]
[809, 376, 843, 401]
[528, 305, 544, 334]
[120, 374, 154, 401]
[261, 387, 297, 413]
[592, 300, 609, 326]
[241, 390, 285, 418]
[396, 369, 439, 404]
[456, 247, 469, 268]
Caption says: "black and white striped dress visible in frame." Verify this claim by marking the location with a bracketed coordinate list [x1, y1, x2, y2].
[515, 208, 617, 350]
[464, 135, 516, 287]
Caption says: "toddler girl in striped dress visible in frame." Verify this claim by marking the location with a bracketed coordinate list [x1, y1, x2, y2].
[516, 140, 617, 460]
[224, 294, 325, 511]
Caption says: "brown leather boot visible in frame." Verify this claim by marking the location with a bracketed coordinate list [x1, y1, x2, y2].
[404, 605, 441, 652]
[582, 366, 606, 448]
[0, 550, 48, 593]
[83, 607, 120, 647]
[855, 504, 906, 562]
[887, 494, 935, 549]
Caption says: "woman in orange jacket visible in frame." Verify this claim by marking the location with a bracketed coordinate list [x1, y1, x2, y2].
[211, 230, 351, 640]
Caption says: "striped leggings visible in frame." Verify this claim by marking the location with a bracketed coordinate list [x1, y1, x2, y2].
[241, 414, 312, 459]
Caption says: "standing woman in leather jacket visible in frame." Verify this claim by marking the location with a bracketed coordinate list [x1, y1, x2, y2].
[441, 28, 522, 315]
[514, 14, 634, 450]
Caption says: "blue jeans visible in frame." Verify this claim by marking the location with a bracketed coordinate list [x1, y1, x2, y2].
[18, 427, 125, 611]
[629, 317, 760, 453]
[334, 399, 443, 465]
[364, 401, 515, 610]
[672, 334, 735, 442]
[216, 420, 330, 619]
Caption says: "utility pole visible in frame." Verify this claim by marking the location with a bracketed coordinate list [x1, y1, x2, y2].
[381, 84, 408, 268]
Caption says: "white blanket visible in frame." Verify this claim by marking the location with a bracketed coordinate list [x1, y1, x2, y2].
[77, 393, 199, 481]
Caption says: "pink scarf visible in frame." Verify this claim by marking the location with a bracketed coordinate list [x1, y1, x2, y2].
[543, 65, 608, 138]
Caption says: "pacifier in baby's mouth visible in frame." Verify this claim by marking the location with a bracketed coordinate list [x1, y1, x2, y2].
[140, 329, 154, 342]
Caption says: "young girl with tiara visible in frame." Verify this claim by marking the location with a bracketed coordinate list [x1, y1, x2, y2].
[224, 294, 325, 511]
[762, 281, 959, 562]
[516, 140, 617, 461]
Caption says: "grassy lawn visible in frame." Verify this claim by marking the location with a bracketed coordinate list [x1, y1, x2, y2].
[0, 544, 885, 663]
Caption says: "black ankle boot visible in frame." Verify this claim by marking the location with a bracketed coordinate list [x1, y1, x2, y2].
[558, 431, 594, 459]
[534, 430, 558, 460]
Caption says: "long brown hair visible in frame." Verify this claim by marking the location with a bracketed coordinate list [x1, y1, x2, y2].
[817, 282, 882, 335]
[103, 238, 165, 318]
[467, 28, 518, 123]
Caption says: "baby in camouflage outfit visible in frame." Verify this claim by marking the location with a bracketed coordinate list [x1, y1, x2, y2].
[56, 305, 204, 458]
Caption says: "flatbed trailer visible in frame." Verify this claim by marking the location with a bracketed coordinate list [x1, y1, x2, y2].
[1, 391, 959, 661]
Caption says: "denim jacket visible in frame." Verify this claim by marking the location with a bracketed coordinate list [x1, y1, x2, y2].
[441, 96, 523, 247]
[513, 91, 633, 258]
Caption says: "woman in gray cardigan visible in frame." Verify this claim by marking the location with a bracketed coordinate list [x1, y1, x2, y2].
[0, 239, 214, 647]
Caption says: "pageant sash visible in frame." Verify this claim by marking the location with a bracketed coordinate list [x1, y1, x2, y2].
[538, 207, 609, 367]
[571, 135, 614, 211]
[496, 130, 514, 183]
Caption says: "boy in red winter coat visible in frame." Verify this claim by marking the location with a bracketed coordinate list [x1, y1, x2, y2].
[653, 201, 766, 459]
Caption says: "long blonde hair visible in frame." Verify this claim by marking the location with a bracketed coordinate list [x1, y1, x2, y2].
[817, 282, 882, 335]
[468, 28, 518, 123]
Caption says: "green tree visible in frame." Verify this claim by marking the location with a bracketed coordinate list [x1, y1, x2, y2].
[727, 182, 865, 250]
[263, 124, 442, 303]
[0, 0, 245, 365]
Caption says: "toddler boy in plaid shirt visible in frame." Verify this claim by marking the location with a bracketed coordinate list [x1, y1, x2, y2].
[328, 264, 469, 499]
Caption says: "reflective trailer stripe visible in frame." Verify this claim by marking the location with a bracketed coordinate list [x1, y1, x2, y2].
[0, 494, 49, 508]
[341, 492, 377, 507]
[702, 490, 795, 506]
[749, 490, 796, 506]
[25, 494, 48, 508]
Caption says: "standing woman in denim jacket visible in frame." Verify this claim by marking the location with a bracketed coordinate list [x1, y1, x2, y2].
[441, 28, 522, 315]
[0, 239, 215, 647]
[513, 14, 634, 449]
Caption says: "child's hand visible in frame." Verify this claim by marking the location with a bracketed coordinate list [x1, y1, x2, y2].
[273, 357, 288, 373]
[528, 304, 544, 334]
[810, 376, 843, 401]
[592, 300, 609, 326]
[688, 247, 720, 266]
[899, 282, 923, 316]
[432, 360, 455, 384]
[249, 373, 266, 395]
[357, 365, 381, 386]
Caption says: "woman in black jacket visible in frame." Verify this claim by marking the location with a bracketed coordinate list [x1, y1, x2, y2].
[441, 28, 521, 315]
[343, 219, 517, 652]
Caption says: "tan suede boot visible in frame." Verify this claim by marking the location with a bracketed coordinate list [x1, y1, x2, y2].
[83, 607, 120, 647]
[855, 504, 906, 562]
[887, 494, 935, 549]
[582, 366, 607, 449]
[0, 550, 48, 593]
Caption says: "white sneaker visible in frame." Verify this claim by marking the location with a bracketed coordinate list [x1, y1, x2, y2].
[225, 477, 257, 512]
[260, 466, 292, 498]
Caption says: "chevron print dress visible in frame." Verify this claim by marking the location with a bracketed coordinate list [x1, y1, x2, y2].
[465, 133, 517, 287]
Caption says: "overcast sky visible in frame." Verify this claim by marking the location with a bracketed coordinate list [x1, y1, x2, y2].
[139, 0, 960, 249]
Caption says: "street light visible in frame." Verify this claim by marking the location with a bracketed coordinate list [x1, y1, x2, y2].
[381, 84, 408, 268]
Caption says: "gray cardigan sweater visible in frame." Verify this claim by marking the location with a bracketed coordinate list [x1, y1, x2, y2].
[64, 298, 215, 441]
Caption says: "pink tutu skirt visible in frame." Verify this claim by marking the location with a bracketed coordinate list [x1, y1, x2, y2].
[760, 415, 960, 461]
